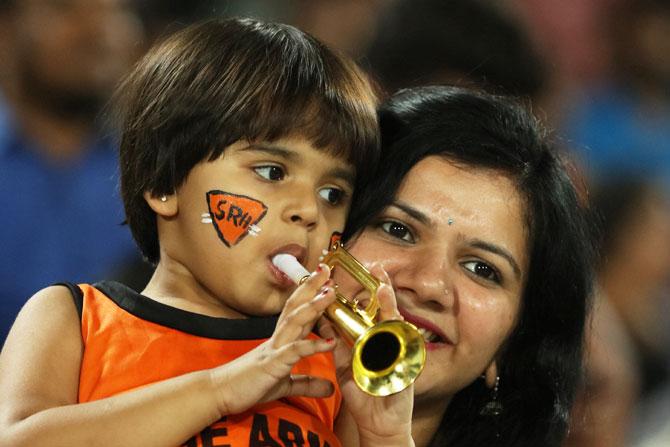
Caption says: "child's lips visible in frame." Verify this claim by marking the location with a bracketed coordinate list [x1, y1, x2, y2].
[268, 243, 307, 288]
[268, 260, 296, 289]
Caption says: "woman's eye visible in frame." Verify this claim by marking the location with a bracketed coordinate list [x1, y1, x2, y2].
[380, 221, 415, 243]
[253, 165, 285, 181]
[318, 187, 345, 205]
[462, 261, 500, 283]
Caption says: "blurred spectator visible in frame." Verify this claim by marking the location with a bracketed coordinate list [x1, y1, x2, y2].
[596, 178, 670, 447]
[594, 179, 670, 398]
[364, 0, 547, 100]
[634, 381, 670, 446]
[564, 294, 640, 447]
[561, 0, 670, 193]
[134, 0, 219, 45]
[0, 0, 145, 344]
[514, 0, 621, 90]
[566, 177, 670, 446]
[290, 0, 392, 60]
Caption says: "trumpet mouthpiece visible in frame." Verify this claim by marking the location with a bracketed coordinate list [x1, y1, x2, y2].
[272, 254, 309, 284]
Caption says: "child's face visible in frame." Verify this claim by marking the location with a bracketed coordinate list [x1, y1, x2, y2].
[166, 136, 354, 317]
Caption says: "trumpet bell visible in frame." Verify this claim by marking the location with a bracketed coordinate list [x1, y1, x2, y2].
[352, 319, 426, 396]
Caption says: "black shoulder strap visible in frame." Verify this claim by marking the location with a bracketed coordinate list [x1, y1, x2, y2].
[54, 282, 84, 320]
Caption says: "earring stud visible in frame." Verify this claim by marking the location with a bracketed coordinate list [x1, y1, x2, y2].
[160, 196, 168, 202]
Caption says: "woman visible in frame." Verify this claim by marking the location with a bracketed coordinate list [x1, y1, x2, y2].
[337, 86, 597, 446]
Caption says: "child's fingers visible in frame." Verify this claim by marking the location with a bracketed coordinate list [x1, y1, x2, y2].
[270, 337, 337, 371]
[273, 286, 336, 347]
[279, 263, 331, 317]
[315, 316, 356, 379]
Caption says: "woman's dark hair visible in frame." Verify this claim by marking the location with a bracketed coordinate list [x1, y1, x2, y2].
[114, 17, 379, 263]
[346, 86, 596, 446]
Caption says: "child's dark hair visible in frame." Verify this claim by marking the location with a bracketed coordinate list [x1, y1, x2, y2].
[114, 17, 379, 263]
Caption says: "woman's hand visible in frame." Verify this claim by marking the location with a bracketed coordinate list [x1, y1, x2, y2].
[209, 264, 337, 417]
[324, 264, 415, 446]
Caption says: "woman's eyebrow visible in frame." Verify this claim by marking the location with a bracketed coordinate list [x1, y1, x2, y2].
[391, 201, 432, 226]
[470, 239, 521, 279]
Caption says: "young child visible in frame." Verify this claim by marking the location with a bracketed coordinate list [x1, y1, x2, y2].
[0, 18, 409, 447]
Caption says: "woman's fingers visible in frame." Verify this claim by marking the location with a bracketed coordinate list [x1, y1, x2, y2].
[274, 375, 335, 400]
[316, 316, 337, 339]
[369, 263, 402, 322]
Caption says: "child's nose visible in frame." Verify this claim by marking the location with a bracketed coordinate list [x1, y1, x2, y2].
[282, 190, 319, 229]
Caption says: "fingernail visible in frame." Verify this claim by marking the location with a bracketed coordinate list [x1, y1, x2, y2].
[325, 337, 335, 344]
[317, 287, 330, 298]
[316, 263, 327, 273]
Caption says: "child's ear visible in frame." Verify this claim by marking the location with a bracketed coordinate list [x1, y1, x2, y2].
[143, 191, 178, 217]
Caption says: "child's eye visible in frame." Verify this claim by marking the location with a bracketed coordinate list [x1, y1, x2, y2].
[462, 260, 501, 284]
[253, 165, 285, 181]
[318, 187, 346, 205]
[380, 220, 415, 243]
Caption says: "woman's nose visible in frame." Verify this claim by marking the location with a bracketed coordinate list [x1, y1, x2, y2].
[405, 254, 455, 311]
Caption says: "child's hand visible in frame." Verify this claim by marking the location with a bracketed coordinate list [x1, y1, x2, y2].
[323, 264, 415, 445]
[209, 264, 337, 417]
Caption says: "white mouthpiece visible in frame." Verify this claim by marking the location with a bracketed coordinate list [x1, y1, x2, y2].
[272, 254, 310, 284]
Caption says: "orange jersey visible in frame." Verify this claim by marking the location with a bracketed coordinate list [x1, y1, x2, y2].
[64, 281, 341, 447]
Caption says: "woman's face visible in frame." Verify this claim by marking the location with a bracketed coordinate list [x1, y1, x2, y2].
[341, 156, 529, 406]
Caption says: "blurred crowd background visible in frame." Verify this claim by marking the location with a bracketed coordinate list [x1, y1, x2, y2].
[0, 1, 669, 446]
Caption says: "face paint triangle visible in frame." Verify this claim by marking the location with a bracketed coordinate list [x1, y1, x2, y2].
[206, 190, 268, 247]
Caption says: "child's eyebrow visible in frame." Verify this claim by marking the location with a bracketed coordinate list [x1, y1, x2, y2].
[240, 143, 355, 187]
[240, 143, 299, 161]
[330, 167, 355, 187]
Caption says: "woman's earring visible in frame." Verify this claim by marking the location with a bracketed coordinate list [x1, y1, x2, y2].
[160, 196, 168, 202]
[480, 375, 503, 416]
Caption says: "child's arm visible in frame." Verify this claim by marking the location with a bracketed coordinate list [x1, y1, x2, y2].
[0, 267, 336, 447]
[327, 265, 415, 447]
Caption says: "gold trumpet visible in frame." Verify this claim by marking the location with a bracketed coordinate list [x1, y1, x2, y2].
[318, 241, 426, 396]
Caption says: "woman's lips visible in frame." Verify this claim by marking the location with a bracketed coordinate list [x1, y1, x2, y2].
[399, 308, 454, 349]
